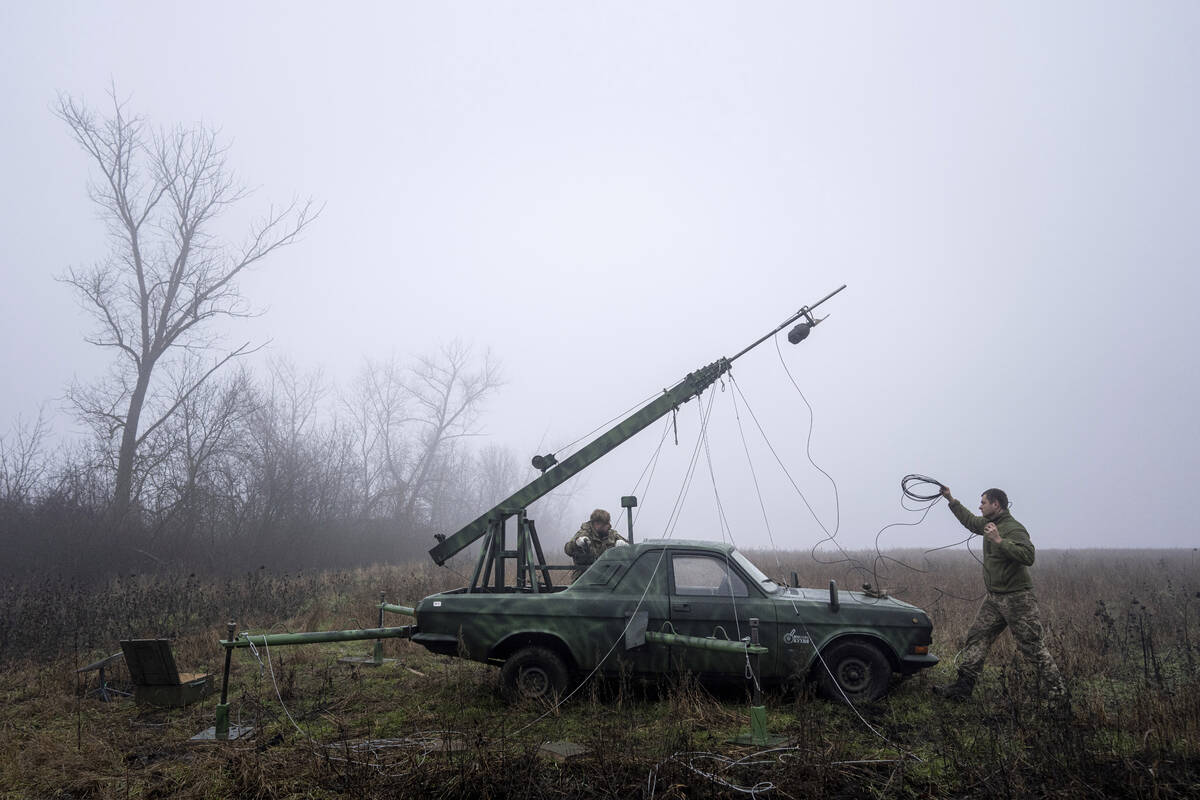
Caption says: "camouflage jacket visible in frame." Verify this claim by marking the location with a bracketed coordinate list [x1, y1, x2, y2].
[563, 521, 621, 565]
[948, 500, 1035, 594]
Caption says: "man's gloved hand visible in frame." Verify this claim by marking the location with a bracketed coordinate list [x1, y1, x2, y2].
[574, 536, 588, 548]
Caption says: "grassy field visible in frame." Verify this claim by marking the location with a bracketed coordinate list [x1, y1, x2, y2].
[2, 549, 1199, 798]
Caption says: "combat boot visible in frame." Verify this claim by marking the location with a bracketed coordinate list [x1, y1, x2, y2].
[932, 674, 975, 701]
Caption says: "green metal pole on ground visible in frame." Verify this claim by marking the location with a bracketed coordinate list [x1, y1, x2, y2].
[644, 630, 767, 655]
[215, 621, 235, 740]
[226, 626, 416, 648]
[750, 618, 766, 745]
[191, 621, 255, 742]
[379, 603, 416, 616]
[732, 617, 786, 747]
[373, 592, 385, 664]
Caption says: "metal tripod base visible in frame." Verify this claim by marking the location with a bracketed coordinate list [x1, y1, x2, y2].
[728, 705, 787, 747]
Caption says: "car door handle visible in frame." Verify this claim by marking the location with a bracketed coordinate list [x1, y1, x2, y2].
[672, 602, 691, 613]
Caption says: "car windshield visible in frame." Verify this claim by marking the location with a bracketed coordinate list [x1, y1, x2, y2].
[732, 550, 782, 594]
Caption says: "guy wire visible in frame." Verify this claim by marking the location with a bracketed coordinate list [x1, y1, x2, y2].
[728, 372, 869, 581]
[771, 337, 842, 538]
[728, 370, 784, 575]
[764, 345, 981, 598]
[549, 389, 663, 460]
[506, 386, 719, 735]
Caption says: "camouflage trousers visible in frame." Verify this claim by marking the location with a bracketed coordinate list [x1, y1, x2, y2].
[959, 589, 1066, 697]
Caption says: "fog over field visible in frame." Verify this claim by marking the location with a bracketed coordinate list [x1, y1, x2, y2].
[1, 3, 1197, 555]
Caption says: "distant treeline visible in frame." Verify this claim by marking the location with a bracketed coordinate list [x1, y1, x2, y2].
[0, 353, 573, 582]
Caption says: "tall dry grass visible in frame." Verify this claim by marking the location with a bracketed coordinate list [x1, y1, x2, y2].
[2, 548, 1198, 798]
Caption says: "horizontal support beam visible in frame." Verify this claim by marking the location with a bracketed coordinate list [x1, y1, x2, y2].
[379, 604, 415, 616]
[221, 625, 416, 649]
[645, 630, 768, 655]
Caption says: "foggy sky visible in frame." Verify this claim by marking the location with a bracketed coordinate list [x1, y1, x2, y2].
[1, 3, 1197, 553]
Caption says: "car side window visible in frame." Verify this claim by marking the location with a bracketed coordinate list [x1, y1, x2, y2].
[577, 562, 623, 586]
[671, 555, 748, 597]
[615, 552, 669, 594]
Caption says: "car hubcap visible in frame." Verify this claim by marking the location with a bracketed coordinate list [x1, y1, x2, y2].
[519, 666, 550, 697]
[838, 657, 870, 692]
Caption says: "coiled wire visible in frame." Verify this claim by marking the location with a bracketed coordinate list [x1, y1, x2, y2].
[901, 473, 945, 503]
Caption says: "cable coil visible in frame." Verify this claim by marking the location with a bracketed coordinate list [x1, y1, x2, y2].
[901, 473, 945, 502]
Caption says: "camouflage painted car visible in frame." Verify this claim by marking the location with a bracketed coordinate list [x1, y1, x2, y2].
[411, 539, 937, 702]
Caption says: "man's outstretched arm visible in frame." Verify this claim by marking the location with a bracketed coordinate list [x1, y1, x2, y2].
[941, 485, 987, 535]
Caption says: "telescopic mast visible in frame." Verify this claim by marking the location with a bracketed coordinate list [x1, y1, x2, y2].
[427, 285, 846, 585]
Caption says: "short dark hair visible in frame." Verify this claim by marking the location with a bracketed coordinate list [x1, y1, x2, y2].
[982, 488, 1009, 510]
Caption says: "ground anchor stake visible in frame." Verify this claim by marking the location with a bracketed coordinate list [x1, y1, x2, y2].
[190, 621, 254, 743]
[731, 618, 787, 747]
[338, 592, 400, 667]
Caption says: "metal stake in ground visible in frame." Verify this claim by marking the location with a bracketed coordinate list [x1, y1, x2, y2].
[732, 617, 787, 747]
[374, 591, 385, 664]
[216, 621, 235, 738]
[190, 621, 254, 743]
[338, 591, 400, 666]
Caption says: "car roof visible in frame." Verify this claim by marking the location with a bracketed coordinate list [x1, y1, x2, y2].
[604, 539, 738, 560]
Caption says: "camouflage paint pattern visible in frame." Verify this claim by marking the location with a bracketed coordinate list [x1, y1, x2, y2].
[957, 589, 1066, 696]
[429, 360, 731, 565]
[224, 625, 416, 648]
[412, 540, 937, 688]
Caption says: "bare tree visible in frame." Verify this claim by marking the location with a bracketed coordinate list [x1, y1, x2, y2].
[142, 364, 258, 548]
[400, 342, 502, 525]
[0, 411, 50, 504]
[244, 359, 352, 535]
[469, 443, 521, 512]
[347, 342, 502, 532]
[56, 90, 317, 524]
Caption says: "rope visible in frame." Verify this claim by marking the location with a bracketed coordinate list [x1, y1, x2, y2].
[772, 337, 843, 538]
[237, 328, 988, 788]
[503, 390, 720, 737]
[727, 374, 869, 581]
[729, 373, 783, 575]
[696, 366, 914, 761]
[548, 390, 661, 459]
[698, 392, 746, 642]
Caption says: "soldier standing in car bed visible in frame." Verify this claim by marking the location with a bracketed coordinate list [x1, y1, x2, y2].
[933, 485, 1068, 707]
[564, 508, 623, 581]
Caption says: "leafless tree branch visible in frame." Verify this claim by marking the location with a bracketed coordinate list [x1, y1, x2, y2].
[55, 89, 319, 522]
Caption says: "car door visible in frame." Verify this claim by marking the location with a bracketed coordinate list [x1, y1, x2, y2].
[667, 551, 778, 680]
[592, 549, 672, 676]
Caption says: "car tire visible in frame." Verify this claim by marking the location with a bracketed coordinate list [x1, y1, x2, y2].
[500, 646, 569, 702]
[816, 640, 892, 703]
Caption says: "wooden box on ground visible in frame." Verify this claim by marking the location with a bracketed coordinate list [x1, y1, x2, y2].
[119, 639, 211, 707]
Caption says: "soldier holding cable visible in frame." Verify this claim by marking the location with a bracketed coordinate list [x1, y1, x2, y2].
[932, 485, 1068, 708]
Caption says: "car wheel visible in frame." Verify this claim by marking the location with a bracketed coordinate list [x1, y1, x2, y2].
[817, 640, 892, 703]
[500, 646, 569, 702]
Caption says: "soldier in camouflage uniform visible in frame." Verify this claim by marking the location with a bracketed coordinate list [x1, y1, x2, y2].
[564, 508, 623, 581]
[932, 486, 1068, 705]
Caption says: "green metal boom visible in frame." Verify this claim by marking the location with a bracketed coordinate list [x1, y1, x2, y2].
[427, 285, 846, 566]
